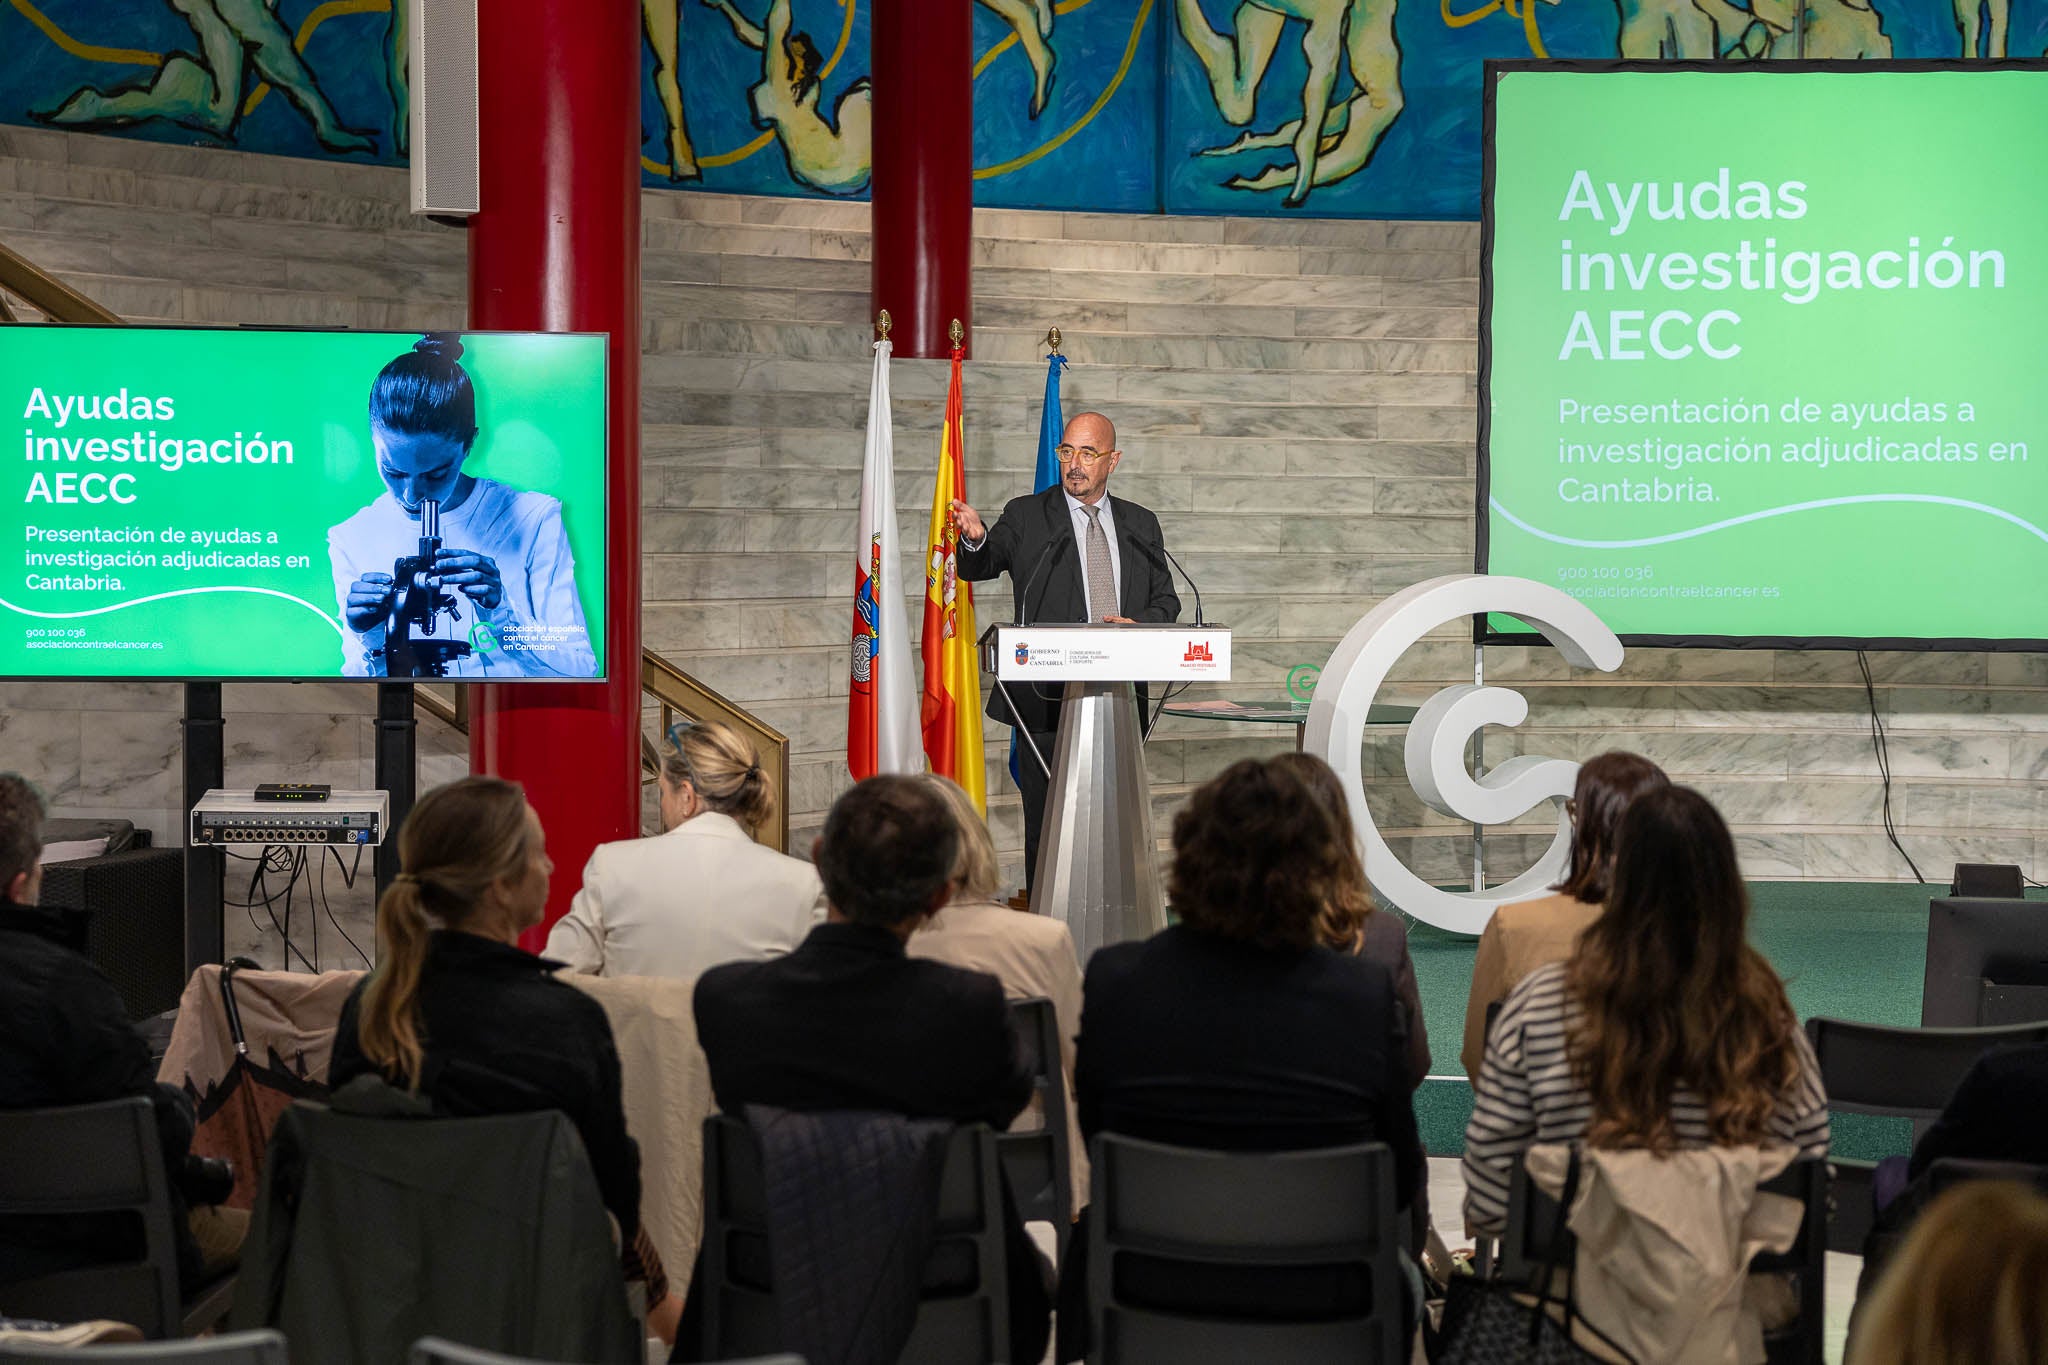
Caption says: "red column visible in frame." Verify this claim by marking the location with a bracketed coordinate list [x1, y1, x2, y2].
[467, 0, 642, 947]
[871, 0, 974, 359]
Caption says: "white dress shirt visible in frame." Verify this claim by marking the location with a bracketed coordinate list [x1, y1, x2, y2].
[1065, 491, 1122, 620]
[544, 811, 826, 979]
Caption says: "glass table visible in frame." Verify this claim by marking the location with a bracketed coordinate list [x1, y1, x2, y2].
[1156, 698, 1418, 750]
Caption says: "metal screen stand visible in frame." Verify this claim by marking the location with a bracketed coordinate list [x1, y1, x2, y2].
[374, 682, 417, 901]
[1471, 643, 1486, 894]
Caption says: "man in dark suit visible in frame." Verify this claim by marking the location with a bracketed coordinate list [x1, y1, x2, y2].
[950, 410, 1181, 892]
[692, 775, 1049, 1362]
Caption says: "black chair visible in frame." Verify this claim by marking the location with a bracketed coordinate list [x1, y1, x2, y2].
[0, 1332, 286, 1363]
[36, 832, 186, 1022]
[410, 1339, 801, 1365]
[1977, 979, 2048, 1026]
[1497, 1155, 1827, 1365]
[1468, 1000, 1507, 1276]
[1922, 1155, 2048, 1194]
[1084, 1133, 1406, 1364]
[997, 996, 1073, 1257]
[697, 1114, 1012, 1364]
[0, 1099, 233, 1339]
[1803, 1015, 2048, 1251]
[1849, 1156, 2048, 1341]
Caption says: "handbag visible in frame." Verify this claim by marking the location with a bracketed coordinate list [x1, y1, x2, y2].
[1434, 1151, 1632, 1364]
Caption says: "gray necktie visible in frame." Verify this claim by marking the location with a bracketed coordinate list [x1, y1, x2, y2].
[1083, 504, 1116, 622]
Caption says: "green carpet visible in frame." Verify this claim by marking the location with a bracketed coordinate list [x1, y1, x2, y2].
[1407, 880, 2002, 1159]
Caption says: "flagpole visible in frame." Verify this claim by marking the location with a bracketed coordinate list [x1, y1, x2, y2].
[922, 318, 987, 812]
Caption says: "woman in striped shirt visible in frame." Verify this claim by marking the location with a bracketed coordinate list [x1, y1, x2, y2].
[1463, 785, 1829, 1235]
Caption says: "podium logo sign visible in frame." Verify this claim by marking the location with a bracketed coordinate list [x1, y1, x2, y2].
[1302, 575, 1625, 936]
[1015, 643, 1030, 664]
[1183, 641, 1214, 663]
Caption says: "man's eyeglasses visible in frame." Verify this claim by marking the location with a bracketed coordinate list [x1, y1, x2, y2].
[1055, 445, 1112, 466]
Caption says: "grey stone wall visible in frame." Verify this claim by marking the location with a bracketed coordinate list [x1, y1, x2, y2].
[3, 126, 2041, 928]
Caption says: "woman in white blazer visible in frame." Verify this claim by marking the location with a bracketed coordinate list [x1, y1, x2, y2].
[545, 720, 824, 978]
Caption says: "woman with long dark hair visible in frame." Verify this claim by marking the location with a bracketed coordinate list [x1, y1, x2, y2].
[1459, 750, 1668, 1077]
[327, 332, 594, 678]
[1462, 784, 1828, 1235]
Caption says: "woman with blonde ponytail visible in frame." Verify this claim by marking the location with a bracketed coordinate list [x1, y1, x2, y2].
[545, 719, 825, 978]
[331, 776, 640, 1235]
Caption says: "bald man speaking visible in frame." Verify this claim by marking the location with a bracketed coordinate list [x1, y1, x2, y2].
[952, 411, 1180, 895]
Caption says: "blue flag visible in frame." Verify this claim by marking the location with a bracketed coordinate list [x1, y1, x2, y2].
[1011, 351, 1066, 787]
[1033, 352, 1067, 498]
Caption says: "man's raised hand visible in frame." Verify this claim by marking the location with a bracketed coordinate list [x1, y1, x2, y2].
[948, 499, 986, 542]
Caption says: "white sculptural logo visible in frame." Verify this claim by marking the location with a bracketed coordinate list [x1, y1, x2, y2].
[1303, 574, 1625, 936]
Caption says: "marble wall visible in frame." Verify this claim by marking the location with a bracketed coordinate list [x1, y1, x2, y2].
[3, 124, 2044, 934]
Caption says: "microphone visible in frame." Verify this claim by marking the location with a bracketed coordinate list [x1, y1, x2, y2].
[1013, 497, 1069, 627]
[1132, 535, 1204, 626]
[1014, 537, 1061, 627]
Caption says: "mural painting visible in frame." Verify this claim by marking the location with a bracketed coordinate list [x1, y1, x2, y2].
[0, 0, 2016, 220]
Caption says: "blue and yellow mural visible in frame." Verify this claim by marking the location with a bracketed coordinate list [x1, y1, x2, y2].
[0, 0, 2018, 219]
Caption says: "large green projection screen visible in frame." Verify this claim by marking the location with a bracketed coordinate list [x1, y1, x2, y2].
[1482, 65, 2048, 647]
[3, 328, 607, 680]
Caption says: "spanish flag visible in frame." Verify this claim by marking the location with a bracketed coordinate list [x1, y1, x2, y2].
[921, 342, 987, 813]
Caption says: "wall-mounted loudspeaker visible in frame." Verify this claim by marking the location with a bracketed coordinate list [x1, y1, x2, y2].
[408, 0, 480, 217]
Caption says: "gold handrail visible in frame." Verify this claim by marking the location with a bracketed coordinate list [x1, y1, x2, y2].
[641, 648, 792, 853]
[0, 239, 121, 324]
[414, 683, 466, 732]
[418, 651, 792, 854]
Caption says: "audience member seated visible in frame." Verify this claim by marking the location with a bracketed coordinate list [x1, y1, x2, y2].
[1463, 785, 1828, 1235]
[546, 720, 823, 977]
[1853, 1037, 2048, 1305]
[686, 775, 1050, 1365]
[1903, 1038, 2048, 1181]
[1847, 1180, 2048, 1365]
[1459, 750, 1668, 1079]
[1273, 751, 1430, 1092]
[1061, 758, 1426, 1362]
[905, 773, 1087, 1197]
[1462, 786, 1829, 1361]
[329, 776, 679, 1338]
[0, 772, 244, 1295]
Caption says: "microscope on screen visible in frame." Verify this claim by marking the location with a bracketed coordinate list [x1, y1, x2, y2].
[381, 498, 472, 678]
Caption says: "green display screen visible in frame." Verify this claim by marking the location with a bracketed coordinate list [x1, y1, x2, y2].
[1480, 64, 2048, 648]
[3, 327, 607, 680]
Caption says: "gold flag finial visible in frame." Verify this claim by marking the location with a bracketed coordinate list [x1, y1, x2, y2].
[949, 317, 964, 347]
[1046, 326, 1062, 354]
[876, 309, 892, 339]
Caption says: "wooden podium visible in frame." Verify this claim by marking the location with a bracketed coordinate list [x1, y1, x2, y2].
[980, 623, 1233, 960]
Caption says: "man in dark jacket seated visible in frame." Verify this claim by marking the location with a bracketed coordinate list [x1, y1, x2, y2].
[0, 773, 242, 1295]
[686, 775, 1049, 1363]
